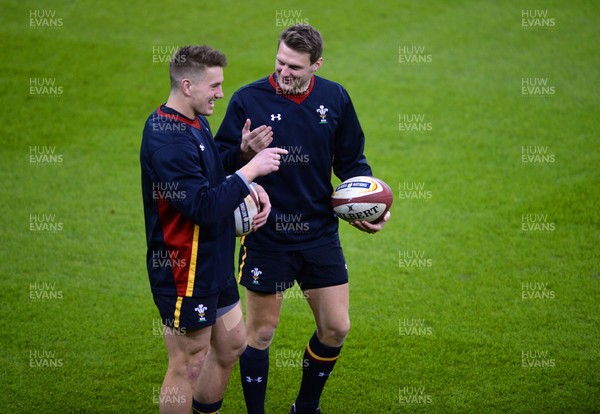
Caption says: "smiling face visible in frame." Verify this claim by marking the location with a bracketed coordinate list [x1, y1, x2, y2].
[187, 66, 224, 117]
[275, 41, 322, 94]
[167, 45, 227, 119]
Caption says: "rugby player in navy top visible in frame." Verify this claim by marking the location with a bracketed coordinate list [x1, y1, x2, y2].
[215, 25, 390, 414]
[141, 45, 287, 414]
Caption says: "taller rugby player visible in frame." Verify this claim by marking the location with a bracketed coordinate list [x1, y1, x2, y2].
[215, 25, 390, 414]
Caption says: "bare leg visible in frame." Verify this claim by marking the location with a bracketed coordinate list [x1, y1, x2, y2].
[160, 326, 211, 414]
[245, 289, 284, 349]
[193, 302, 247, 403]
[304, 284, 350, 346]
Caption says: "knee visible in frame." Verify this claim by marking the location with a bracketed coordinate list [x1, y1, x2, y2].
[249, 320, 279, 349]
[211, 323, 248, 368]
[167, 347, 208, 382]
[320, 318, 350, 347]
[332, 318, 350, 344]
[215, 342, 246, 370]
[230, 334, 247, 360]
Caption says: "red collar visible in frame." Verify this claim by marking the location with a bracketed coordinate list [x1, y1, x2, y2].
[268, 74, 314, 104]
[157, 106, 201, 129]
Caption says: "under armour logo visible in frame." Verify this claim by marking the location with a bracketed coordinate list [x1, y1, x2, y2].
[270, 113, 282, 121]
[199, 144, 205, 151]
[246, 376, 263, 383]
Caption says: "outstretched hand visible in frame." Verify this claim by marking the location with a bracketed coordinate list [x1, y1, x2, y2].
[238, 147, 288, 183]
[241, 119, 273, 160]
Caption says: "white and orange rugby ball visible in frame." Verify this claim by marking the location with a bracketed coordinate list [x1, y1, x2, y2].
[234, 184, 260, 236]
[331, 176, 393, 223]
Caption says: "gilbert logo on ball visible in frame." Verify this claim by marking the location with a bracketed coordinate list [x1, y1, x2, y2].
[235, 184, 260, 236]
[331, 176, 393, 223]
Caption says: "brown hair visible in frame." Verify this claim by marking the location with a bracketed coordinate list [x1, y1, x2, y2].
[169, 45, 227, 89]
[278, 24, 323, 64]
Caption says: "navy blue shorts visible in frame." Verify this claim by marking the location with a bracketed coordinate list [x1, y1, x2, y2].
[238, 243, 349, 293]
[153, 278, 239, 331]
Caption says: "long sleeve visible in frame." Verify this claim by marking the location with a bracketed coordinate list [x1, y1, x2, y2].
[332, 89, 373, 181]
[151, 137, 249, 225]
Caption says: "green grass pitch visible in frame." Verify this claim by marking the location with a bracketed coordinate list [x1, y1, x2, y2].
[1, 0, 598, 412]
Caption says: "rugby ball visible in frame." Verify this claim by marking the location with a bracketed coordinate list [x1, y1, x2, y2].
[234, 184, 260, 236]
[331, 176, 393, 223]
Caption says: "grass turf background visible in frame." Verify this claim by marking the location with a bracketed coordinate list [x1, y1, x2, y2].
[0, 0, 598, 412]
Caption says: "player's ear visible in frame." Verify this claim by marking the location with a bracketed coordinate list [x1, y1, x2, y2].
[312, 57, 323, 73]
[180, 78, 192, 96]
